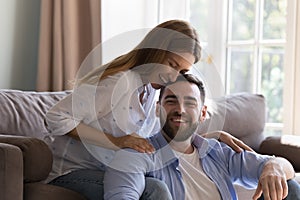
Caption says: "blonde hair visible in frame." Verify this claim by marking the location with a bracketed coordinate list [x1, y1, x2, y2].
[78, 19, 201, 85]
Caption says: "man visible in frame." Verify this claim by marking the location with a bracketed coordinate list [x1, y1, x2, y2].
[104, 74, 298, 200]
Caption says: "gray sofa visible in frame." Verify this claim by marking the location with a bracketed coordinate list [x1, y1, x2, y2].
[0, 89, 299, 200]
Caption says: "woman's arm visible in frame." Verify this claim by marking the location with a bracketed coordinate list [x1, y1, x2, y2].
[46, 78, 155, 153]
[202, 130, 253, 152]
[45, 93, 155, 153]
[68, 123, 155, 153]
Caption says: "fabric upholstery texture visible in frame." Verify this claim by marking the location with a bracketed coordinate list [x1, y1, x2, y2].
[0, 89, 70, 139]
[0, 143, 23, 200]
[0, 135, 52, 182]
[24, 182, 86, 200]
[260, 136, 300, 171]
[198, 93, 266, 151]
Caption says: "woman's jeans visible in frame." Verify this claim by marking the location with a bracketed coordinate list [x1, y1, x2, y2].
[49, 169, 172, 200]
[50, 169, 300, 200]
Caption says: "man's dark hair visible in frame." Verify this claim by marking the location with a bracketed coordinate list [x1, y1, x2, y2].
[158, 73, 205, 103]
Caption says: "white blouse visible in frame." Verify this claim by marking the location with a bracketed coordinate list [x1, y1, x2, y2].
[44, 70, 160, 182]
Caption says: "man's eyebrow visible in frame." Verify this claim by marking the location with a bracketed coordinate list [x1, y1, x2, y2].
[164, 95, 198, 102]
[184, 96, 197, 102]
[164, 95, 177, 100]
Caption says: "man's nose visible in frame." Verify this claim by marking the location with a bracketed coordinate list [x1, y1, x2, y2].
[174, 102, 186, 114]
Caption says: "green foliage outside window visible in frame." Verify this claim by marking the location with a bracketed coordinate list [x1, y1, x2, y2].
[190, 0, 287, 135]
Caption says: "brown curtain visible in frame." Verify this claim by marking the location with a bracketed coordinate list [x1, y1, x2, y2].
[37, 0, 101, 91]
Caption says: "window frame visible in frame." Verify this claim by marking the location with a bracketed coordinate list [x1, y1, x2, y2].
[190, 0, 300, 136]
[283, 0, 300, 135]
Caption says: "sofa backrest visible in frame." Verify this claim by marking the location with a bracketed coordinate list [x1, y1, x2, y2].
[198, 93, 266, 151]
[0, 89, 70, 139]
[0, 89, 266, 150]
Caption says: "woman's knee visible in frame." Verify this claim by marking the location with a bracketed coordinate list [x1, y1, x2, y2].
[141, 177, 172, 200]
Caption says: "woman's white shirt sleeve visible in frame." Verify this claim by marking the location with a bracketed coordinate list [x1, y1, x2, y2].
[45, 71, 159, 138]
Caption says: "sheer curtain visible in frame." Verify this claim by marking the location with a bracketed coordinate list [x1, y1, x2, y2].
[37, 0, 101, 91]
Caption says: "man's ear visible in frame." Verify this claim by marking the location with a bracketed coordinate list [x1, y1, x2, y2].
[155, 101, 161, 117]
[199, 105, 207, 122]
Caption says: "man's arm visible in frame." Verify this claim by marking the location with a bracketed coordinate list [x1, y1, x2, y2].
[252, 157, 295, 200]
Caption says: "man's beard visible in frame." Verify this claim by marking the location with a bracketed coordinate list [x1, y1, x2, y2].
[160, 113, 199, 142]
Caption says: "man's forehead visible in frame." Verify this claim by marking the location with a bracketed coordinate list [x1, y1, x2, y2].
[163, 81, 200, 98]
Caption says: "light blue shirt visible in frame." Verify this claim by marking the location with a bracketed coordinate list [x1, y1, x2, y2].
[104, 133, 271, 200]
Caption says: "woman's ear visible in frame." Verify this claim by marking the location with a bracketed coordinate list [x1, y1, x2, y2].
[199, 105, 207, 122]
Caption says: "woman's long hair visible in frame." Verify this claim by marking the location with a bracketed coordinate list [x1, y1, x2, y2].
[78, 19, 201, 85]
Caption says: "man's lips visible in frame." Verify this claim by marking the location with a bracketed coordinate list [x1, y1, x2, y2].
[170, 117, 188, 126]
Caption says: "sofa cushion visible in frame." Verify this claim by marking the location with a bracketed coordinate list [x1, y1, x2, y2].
[0, 89, 69, 139]
[0, 142, 23, 200]
[259, 135, 300, 172]
[197, 93, 266, 151]
[0, 135, 53, 182]
[24, 182, 86, 200]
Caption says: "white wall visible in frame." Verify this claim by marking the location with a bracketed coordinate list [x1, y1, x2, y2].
[101, 0, 159, 64]
[0, 0, 40, 90]
[101, 0, 188, 64]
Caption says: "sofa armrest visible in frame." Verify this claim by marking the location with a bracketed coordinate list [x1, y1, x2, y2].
[0, 143, 23, 200]
[0, 135, 53, 182]
[259, 136, 300, 172]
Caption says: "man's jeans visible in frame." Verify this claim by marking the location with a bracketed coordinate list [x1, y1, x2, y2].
[49, 169, 172, 200]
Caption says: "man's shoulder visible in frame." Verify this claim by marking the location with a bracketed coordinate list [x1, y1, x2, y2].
[148, 132, 169, 150]
[193, 134, 235, 158]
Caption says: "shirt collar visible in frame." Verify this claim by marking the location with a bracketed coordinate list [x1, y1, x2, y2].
[150, 132, 213, 160]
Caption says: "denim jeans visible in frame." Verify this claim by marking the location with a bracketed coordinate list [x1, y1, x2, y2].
[50, 170, 300, 200]
[49, 169, 172, 200]
[257, 179, 300, 200]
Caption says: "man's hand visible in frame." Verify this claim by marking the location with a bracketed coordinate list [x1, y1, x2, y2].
[203, 131, 253, 152]
[252, 157, 295, 200]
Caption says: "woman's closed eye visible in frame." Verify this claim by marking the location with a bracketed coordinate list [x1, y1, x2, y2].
[169, 61, 178, 70]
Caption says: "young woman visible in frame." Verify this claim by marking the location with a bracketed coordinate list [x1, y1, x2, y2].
[45, 19, 251, 200]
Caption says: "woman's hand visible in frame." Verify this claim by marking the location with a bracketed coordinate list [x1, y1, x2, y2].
[202, 131, 253, 152]
[108, 133, 155, 153]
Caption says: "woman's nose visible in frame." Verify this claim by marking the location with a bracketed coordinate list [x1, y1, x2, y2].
[169, 71, 180, 82]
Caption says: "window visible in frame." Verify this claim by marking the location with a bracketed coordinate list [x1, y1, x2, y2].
[189, 0, 288, 136]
